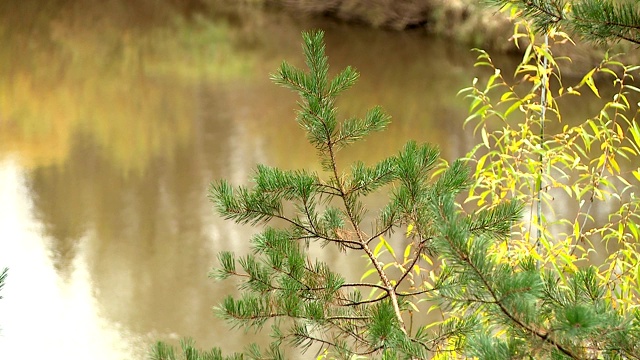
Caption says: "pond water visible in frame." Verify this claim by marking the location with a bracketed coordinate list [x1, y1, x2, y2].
[0, 1, 630, 359]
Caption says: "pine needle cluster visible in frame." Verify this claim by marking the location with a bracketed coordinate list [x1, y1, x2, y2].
[484, 0, 640, 45]
[0, 268, 6, 301]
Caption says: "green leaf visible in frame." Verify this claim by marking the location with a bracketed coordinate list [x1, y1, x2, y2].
[505, 99, 523, 118]
[630, 122, 640, 149]
[499, 91, 516, 102]
[360, 268, 378, 282]
[481, 127, 490, 148]
[624, 84, 640, 93]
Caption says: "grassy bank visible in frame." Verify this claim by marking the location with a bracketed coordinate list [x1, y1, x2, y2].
[241, 0, 637, 78]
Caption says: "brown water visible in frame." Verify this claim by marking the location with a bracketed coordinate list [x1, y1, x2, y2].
[0, 1, 629, 359]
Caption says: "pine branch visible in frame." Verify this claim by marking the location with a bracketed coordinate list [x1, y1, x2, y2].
[290, 332, 383, 357]
[340, 293, 390, 307]
[484, 0, 640, 45]
[571, 0, 640, 44]
[438, 217, 580, 358]
[341, 282, 389, 291]
[293, 32, 409, 335]
[0, 268, 7, 300]
[212, 181, 363, 249]
[300, 196, 363, 251]
[466, 261, 578, 358]
[365, 223, 397, 246]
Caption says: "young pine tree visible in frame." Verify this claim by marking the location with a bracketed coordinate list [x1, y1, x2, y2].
[151, 28, 640, 360]
[150, 30, 522, 359]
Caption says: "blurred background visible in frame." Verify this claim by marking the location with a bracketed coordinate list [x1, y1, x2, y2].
[0, 1, 619, 358]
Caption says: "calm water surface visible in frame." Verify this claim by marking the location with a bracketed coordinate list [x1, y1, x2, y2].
[0, 1, 625, 359]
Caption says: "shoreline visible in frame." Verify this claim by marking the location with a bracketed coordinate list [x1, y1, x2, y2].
[259, 0, 637, 78]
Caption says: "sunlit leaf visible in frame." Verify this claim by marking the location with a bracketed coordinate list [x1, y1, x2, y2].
[624, 84, 640, 93]
[407, 301, 420, 312]
[579, 69, 600, 98]
[380, 236, 396, 259]
[481, 127, 490, 148]
[406, 223, 414, 237]
[404, 243, 412, 263]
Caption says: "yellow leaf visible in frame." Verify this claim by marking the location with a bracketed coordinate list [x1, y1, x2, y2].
[504, 99, 524, 117]
[630, 122, 640, 147]
[609, 156, 620, 173]
[403, 243, 412, 262]
[616, 123, 624, 139]
[427, 304, 441, 314]
[476, 155, 488, 175]
[316, 349, 328, 360]
[559, 253, 578, 273]
[500, 91, 515, 102]
[373, 238, 385, 257]
[407, 301, 420, 312]
[495, 328, 507, 338]
[580, 69, 600, 98]
[380, 236, 396, 259]
[406, 223, 414, 237]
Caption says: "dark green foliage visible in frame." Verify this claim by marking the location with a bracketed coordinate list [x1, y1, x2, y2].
[148, 30, 501, 359]
[485, 0, 640, 45]
[150, 29, 640, 359]
[150, 339, 243, 360]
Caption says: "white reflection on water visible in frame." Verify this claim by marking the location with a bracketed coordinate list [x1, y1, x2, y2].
[0, 158, 145, 360]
